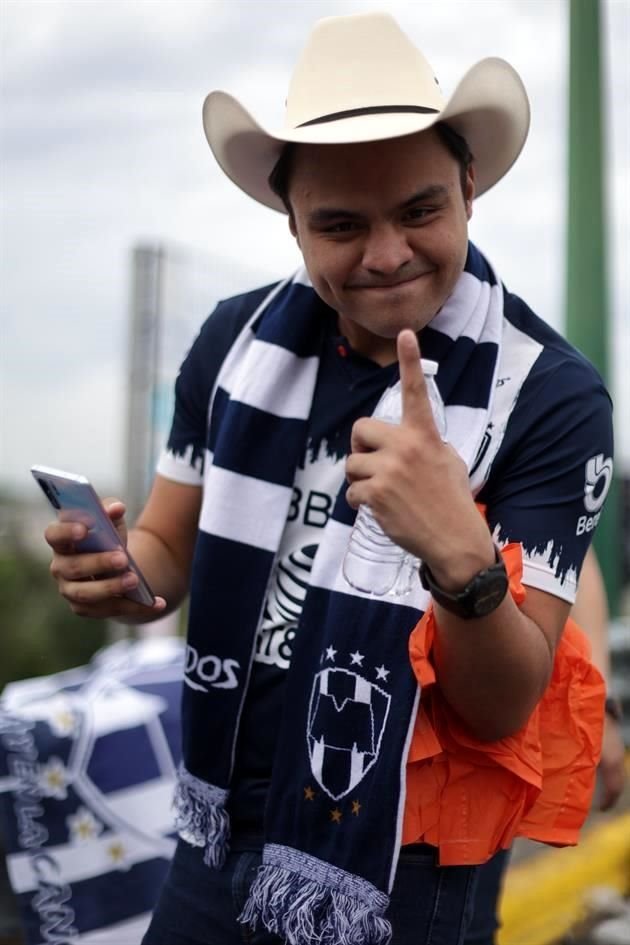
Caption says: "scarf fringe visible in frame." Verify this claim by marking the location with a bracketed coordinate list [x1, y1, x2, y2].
[172, 767, 230, 869]
[240, 863, 392, 945]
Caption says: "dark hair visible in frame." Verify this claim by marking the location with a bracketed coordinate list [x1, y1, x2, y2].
[434, 122, 474, 192]
[268, 143, 297, 216]
[267, 122, 474, 214]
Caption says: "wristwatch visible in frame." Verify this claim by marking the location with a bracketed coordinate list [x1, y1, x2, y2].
[419, 546, 508, 619]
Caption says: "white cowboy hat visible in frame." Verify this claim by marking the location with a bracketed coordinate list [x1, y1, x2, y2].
[203, 11, 530, 213]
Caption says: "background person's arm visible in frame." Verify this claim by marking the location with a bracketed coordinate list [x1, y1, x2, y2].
[571, 546, 626, 811]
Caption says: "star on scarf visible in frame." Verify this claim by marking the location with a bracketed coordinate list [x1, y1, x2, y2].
[330, 808, 342, 824]
[304, 786, 315, 801]
[325, 646, 337, 662]
[375, 664, 390, 681]
[349, 651, 364, 666]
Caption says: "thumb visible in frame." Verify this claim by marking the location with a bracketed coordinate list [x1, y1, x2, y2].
[103, 499, 128, 543]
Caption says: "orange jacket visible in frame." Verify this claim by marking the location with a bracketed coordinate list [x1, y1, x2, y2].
[402, 542, 605, 865]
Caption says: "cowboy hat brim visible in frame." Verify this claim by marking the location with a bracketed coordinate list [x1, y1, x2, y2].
[203, 57, 530, 213]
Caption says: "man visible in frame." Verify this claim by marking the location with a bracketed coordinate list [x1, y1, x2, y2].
[45, 13, 612, 945]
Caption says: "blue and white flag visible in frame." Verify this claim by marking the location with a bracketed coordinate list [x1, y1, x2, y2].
[0, 636, 184, 945]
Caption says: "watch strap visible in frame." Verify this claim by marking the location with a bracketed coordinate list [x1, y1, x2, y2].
[419, 545, 508, 620]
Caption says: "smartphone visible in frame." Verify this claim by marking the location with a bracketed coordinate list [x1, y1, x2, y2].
[30, 465, 156, 607]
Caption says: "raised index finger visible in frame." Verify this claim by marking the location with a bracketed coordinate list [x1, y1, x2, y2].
[397, 329, 434, 429]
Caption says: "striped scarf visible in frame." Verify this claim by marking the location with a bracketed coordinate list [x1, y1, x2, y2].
[174, 244, 503, 944]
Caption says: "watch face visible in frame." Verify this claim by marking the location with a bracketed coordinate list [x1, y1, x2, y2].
[471, 572, 509, 617]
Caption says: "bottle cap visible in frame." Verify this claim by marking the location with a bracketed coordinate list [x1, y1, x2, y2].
[421, 358, 439, 377]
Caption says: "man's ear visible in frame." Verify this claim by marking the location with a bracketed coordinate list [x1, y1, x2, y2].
[465, 166, 475, 220]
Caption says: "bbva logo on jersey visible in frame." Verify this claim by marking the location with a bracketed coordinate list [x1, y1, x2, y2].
[306, 668, 390, 801]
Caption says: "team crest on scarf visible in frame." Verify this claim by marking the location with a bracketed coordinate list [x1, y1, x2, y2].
[307, 667, 391, 800]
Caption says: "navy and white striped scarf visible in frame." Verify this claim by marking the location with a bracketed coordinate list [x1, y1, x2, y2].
[174, 244, 502, 944]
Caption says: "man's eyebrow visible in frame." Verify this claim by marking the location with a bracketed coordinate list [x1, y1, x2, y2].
[399, 185, 449, 209]
[307, 207, 364, 225]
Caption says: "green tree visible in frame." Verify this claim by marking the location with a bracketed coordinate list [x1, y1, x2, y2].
[0, 546, 107, 692]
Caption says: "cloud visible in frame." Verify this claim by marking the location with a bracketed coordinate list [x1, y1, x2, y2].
[1, 0, 628, 497]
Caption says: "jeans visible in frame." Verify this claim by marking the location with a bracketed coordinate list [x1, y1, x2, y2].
[464, 849, 511, 945]
[143, 839, 478, 945]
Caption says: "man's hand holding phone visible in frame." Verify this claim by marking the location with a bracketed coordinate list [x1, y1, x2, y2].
[45, 499, 165, 620]
[34, 466, 167, 621]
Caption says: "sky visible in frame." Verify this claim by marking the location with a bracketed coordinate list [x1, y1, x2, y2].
[1, 0, 628, 502]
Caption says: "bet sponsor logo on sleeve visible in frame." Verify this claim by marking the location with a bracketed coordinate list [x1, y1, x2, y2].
[576, 453, 613, 536]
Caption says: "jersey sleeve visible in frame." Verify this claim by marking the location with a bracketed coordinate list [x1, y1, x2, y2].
[480, 353, 614, 603]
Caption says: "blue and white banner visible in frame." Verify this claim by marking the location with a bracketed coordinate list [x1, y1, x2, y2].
[0, 637, 184, 945]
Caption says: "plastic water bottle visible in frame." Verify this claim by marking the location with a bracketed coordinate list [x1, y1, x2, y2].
[342, 359, 446, 597]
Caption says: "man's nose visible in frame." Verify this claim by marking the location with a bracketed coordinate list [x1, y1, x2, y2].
[361, 225, 414, 274]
